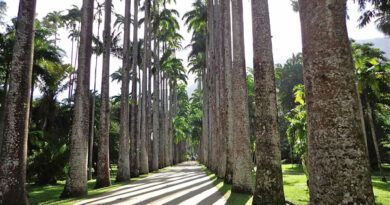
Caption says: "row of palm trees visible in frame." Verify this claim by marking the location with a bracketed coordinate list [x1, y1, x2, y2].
[197, 0, 376, 204]
[0, 0, 188, 203]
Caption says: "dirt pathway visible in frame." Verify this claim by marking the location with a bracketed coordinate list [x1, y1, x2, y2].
[76, 161, 226, 205]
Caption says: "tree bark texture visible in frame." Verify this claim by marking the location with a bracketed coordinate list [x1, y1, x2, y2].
[222, 0, 234, 185]
[251, 0, 285, 203]
[231, 0, 254, 194]
[96, 0, 112, 188]
[152, 38, 160, 171]
[216, 0, 227, 180]
[130, 0, 140, 178]
[117, 0, 131, 182]
[0, 0, 36, 203]
[298, 0, 375, 203]
[62, 0, 94, 198]
[140, 0, 151, 174]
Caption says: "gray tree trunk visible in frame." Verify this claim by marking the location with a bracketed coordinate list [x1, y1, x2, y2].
[147, 60, 153, 170]
[130, 0, 140, 178]
[168, 84, 174, 166]
[61, 0, 94, 198]
[152, 38, 160, 171]
[216, 0, 227, 179]
[159, 73, 165, 168]
[137, 69, 142, 172]
[231, 0, 254, 194]
[208, 0, 218, 173]
[223, 0, 234, 185]
[251, 0, 285, 203]
[117, 0, 131, 182]
[164, 78, 170, 166]
[298, 0, 375, 203]
[0, 0, 36, 203]
[140, 0, 151, 174]
[88, 15, 101, 181]
[95, 0, 112, 189]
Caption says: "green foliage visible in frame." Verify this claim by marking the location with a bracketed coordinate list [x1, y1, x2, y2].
[246, 68, 256, 152]
[183, 0, 207, 81]
[354, 0, 390, 35]
[352, 41, 390, 166]
[285, 84, 308, 179]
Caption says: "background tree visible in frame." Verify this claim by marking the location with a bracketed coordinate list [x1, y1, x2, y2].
[61, 0, 94, 198]
[96, 0, 112, 188]
[117, 0, 131, 182]
[251, 0, 285, 203]
[231, 0, 253, 194]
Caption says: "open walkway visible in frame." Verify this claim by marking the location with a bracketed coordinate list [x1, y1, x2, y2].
[76, 161, 226, 205]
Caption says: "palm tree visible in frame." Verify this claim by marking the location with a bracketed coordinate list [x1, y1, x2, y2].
[117, 0, 131, 182]
[231, 0, 253, 194]
[61, 0, 94, 198]
[130, 0, 140, 178]
[298, 0, 375, 203]
[62, 5, 81, 101]
[0, 0, 36, 203]
[352, 42, 390, 182]
[43, 11, 65, 47]
[216, 0, 228, 180]
[151, 0, 161, 172]
[207, 0, 217, 173]
[354, 0, 390, 35]
[222, 0, 234, 185]
[251, 0, 285, 203]
[88, 0, 104, 181]
[140, 0, 151, 175]
[96, 0, 112, 188]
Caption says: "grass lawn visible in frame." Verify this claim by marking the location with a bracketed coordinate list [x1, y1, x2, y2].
[27, 166, 170, 205]
[201, 164, 390, 205]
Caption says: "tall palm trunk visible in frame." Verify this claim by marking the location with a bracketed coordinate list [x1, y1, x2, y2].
[160, 74, 164, 167]
[137, 69, 142, 171]
[69, 35, 75, 101]
[147, 61, 153, 170]
[231, 0, 253, 194]
[298, 0, 375, 203]
[71, 33, 81, 99]
[208, 0, 217, 173]
[365, 97, 387, 182]
[130, 0, 140, 178]
[223, 0, 234, 185]
[117, 0, 131, 182]
[152, 38, 160, 171]
[164, 77, 170, 166]
[168, 84, 174, 165]
[217, 0, 227, 179]
[88, 14, 102, 181]
[0, 0, 36, 203]
[61, 0, 94, 198]
[140, 0, 151, 174]
[96, 0, 112, 188]
[159, 73, 165, 168]
[251, 0, 285, 203]
[201, 66, 209, 166]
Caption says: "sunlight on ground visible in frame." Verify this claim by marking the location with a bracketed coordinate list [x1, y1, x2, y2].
[201, 164, 390, 205]
[27, 163, 390, 205]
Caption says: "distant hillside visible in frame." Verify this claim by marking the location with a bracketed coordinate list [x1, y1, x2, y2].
[357, 38, 390, 59]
